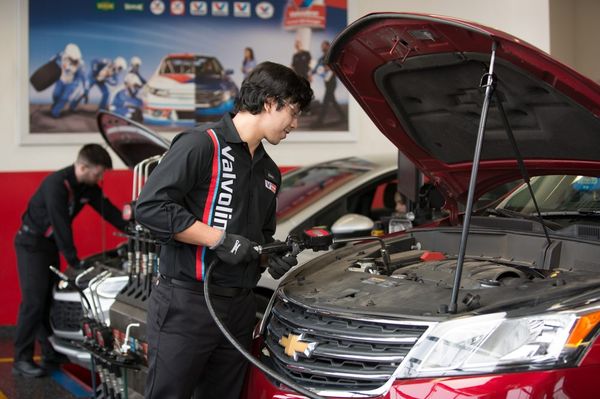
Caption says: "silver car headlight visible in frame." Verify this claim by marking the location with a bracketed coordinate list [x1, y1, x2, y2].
[211, 89, 229, 102]
[396, 309, 599, 378]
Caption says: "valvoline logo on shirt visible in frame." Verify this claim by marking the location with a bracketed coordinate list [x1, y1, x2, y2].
[265, 180, 277, 194]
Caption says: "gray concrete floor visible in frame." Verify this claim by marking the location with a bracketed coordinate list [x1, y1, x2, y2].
[0, 327, 87, 399]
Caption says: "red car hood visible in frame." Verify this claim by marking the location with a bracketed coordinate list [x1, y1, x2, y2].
[327, 13, 600, 204]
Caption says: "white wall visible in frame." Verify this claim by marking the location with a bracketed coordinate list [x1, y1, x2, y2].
[573, 0, 600, 83]
[0, 0, 552, 171]
[549, 0, 576, 68]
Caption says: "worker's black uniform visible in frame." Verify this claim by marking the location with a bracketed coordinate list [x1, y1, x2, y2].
[292, 49, 311, 80]
[136, 114, 280, 399]
[14, 165, 126, 363]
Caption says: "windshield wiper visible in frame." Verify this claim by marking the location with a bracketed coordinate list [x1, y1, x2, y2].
[487, 207, 525, 218]
[487, 208, 563, 229]
[577, 208, 600, 215]
[537, 209, 600, 217]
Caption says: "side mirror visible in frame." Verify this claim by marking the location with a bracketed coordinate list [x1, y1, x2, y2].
[331, 213, 374, 236]
[388, 212, 414, 233]
[225, 69, 234, 75]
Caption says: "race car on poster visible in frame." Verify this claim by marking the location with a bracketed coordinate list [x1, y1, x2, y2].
[142, 53, 238, 126]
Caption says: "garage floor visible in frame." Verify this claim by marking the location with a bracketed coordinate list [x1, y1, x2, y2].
[0, 327, 91, 398]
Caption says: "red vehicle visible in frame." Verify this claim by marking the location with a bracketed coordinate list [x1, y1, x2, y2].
[242, 13, 600, 399]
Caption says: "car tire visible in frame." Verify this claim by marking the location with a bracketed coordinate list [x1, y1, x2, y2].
[130, 108, 143, 123]
[30, 61, 61, 92]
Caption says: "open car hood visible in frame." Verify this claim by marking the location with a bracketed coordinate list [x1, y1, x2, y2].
[97, 111, 170, 169]
[327, 13, 600, 204]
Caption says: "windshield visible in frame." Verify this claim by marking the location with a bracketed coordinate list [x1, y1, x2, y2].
[276, 158, 376, 222]
[497, 175, 600, 214]
[159, 56, 222, 75]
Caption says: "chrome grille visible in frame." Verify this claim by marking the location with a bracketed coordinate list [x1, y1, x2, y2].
[175, 110, 195, 120]
[50, 300, 83, 332]
[195, 90, 222, 106]
[262, 294, 432, 392]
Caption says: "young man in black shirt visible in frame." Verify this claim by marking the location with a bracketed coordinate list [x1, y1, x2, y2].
[136, 62, 313, 399]
[13, 144, 127, 378]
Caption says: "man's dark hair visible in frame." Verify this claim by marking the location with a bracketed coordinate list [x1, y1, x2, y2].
[235, 61, 314, 114]
[77, 144, 113, 169]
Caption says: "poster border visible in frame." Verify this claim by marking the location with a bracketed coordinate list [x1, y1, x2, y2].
[19, 0, 357, 146]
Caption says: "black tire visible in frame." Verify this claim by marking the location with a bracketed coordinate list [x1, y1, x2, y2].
[30, 61, 61, 91]
[130, 107, 144, 123]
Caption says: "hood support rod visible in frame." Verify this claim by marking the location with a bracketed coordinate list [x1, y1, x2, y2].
[448, 41, 497, 314]
[494, 93, 553, 248]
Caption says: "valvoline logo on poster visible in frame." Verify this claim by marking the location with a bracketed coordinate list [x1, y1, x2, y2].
[212, 1, 229, 17]
[255, 2, 274, 19]
[233, 2, 251, 18]
[283, 0, 326, 29]
[190, 1, 208, 16]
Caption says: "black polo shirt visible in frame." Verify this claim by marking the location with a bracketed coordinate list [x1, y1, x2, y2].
[135, 114, 280, 288]
[18, 165, 126, 267]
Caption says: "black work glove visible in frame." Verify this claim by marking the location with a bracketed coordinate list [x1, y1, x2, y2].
[211, 232, 259, 265]
[267, 253, 298, 280]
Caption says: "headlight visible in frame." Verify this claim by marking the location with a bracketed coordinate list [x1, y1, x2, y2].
[149, 87, 170, 97]
[396, 309, 600, 378]
[211, 89, 228, 102]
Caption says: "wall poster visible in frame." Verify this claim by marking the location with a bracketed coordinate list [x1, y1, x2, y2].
[24, 0, 351, 144]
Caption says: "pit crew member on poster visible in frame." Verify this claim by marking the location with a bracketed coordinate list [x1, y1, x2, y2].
[129, 56, 147, 85]
[50, 43, 87, 118]
[73, 57, 127, 111]
[135, 62, 313, 399]
[112, 73, 144, 121]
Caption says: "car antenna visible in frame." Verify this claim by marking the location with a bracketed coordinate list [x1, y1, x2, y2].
[448, 41, 498, 314]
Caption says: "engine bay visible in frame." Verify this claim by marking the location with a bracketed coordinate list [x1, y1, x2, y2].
[282, 227, 600, 318]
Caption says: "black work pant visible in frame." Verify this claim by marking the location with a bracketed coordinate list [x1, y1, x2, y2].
[144, 278, 256, 399]
[13, 231, 59, 362]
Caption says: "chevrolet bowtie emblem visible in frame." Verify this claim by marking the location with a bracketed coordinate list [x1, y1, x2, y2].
[279, 333, 317, 361]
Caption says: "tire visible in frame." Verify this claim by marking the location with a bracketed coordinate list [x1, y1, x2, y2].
[130, 107, 143, 123]
[30, 61, 61, 91]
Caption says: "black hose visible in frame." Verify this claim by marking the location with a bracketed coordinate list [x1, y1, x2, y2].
[203, 259, 324, 399]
